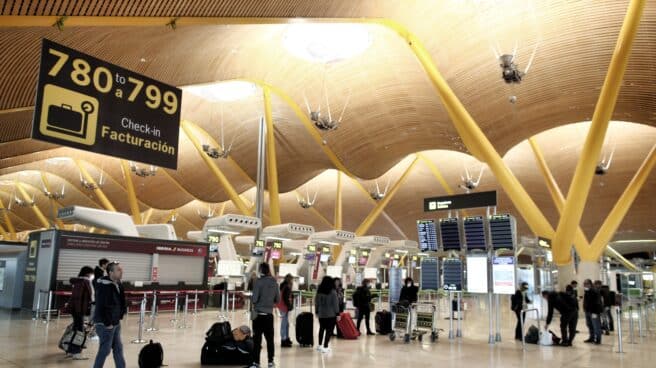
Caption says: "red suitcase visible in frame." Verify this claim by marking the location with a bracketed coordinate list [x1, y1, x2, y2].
[336, 312, 359, 339]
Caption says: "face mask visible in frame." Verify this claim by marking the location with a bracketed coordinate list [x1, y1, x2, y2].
[367, 284, 372, 289]
[89, 275, 94, 281]
[584, 287, 590, 291]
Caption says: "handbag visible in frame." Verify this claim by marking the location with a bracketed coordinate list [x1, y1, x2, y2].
[539, 330, 553, 346]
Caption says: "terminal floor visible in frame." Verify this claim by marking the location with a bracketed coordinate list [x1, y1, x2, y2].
[0, 305, 654, 368]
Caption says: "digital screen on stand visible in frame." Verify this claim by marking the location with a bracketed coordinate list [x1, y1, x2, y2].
[270, 241, 283, 260]
[252, 239, 265, 256]
[417, 219, 438, 252]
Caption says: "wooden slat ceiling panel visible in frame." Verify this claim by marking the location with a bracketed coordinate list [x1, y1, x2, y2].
[0, 109, 36, 143]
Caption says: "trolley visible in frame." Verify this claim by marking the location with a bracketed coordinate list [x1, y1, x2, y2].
[390, 303, 440, 343]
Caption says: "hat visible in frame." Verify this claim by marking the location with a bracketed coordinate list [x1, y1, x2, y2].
[238, 325, 252, 336]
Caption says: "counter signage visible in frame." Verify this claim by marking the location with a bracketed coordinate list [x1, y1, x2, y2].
[32, 39, 182, 169]
[60, 234, 207, 257]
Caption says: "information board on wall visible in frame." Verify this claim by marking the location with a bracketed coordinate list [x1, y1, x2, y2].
[32, 39, 182, 169]
[417, 219, 438, 252]
[466, 256, 488, 293]
[492, 256, 516, 294]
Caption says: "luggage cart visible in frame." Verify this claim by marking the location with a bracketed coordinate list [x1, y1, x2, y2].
[412, 302, 440, 343]
[390, 304, 413, 343]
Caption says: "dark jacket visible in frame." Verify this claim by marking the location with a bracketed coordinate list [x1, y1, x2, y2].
[399, 284, 419, 304]
[93, 276, 127, 326]
[600, 286, 612, 308]
[335, 286, 345, 312]
[583, 288, 603, 314]
[315, 289, 340, 319]
[353, 286, 372, 311]
[93, 266, 105, 288]
[69, 277, 93, 316]
[545, 291, 577, 325]
[252, 276, 280, 315]
[279, 280, 293, 312]
[511, 289, 531, 312]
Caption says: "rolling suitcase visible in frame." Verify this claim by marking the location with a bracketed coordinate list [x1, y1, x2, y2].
[295, 312, 314, 347]
[375, 310, 392, 335]
[336, 312, 359, 339]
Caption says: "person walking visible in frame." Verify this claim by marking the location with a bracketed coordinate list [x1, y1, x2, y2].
[353, 279, 375, 336]
[277, 274, 294, 348]
[583, 279, 603, 344]
[93, 258, 109, 288]
[542, 289, 578, 346]
[93, 262, 127, 368]
[315, 276, 340, 353]
[249, 263, 280, 368]
[511, 282, 531, 340]
[67, 266, 94, 360]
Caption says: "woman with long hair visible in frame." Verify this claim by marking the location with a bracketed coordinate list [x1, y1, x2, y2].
[314, 276, 340, 353]
[67, 265, 94, 360]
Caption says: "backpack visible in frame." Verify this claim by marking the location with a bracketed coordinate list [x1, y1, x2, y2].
[206, 321, 232, 345]
[524, 325, 539, 344]
[138, 340, 164, 368]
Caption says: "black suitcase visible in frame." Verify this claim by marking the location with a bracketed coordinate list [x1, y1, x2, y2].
[201, 339, 253, 365]
[375, 310, 392, 335]
[295, 312, 314, 347]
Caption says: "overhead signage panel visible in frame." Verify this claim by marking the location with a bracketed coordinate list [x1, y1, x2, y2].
[32, 39, 182, 169]
[424, 191, 497, 212]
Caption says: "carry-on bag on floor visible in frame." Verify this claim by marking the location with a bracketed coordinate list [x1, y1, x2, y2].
[524, 325, 539, 344]
[201, 338, 253, 365]
[138, 340, 164, 368]
[295, 312, 314, 347]
[336, 312, 359, 339]
[375, 310, 392, 335]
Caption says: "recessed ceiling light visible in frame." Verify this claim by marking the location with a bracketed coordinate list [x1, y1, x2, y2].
[283, 23, 371, 63]
[184, 81, 258, 102]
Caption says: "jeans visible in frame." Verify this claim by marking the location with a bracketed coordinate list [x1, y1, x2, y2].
[585, 312, 602, 342]
[280, 310, 289, 341]
[253, 314, 275, 365]
[356, 308, 372, 333]
[93, 323, 126, 368]
[318, 317, 337, 348]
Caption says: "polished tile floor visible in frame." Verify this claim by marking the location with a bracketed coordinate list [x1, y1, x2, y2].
[0, 297, 654, 368]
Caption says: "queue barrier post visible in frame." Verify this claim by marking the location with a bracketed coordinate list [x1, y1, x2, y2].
[171, 291, 179, 324]
[146, 291, 159, 332]
[616, 307, 624, 353]
[131, 294, 147, 344]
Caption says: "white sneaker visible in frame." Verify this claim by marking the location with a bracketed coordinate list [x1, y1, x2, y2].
[89, 335, 99, 341]
[316, 345, 322, 352]
[320, 346, 331, 354]
[267, 362, 275, 368]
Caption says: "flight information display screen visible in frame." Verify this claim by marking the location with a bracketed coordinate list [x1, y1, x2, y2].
[417, 219, 438, 252]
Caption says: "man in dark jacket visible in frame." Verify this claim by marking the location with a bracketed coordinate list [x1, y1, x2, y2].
[93, 262, 127, 368]
[583, 279, 603, 344]
[353, 279, 375, 335]
[542, 290, 577, 346]
[93, 258, 109, 288]
[599, 284, 614, 332]
[511, 282, 531, 340]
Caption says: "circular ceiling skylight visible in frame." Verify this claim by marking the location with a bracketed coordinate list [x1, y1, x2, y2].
[283, 23, 372, 63]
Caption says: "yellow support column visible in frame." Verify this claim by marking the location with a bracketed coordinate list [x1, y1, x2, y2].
[552, 0, 645, 258]
[74, 159, 116, 212]
[263, 87, 281, 225]
[15, 182, 50, 229]
[418, 154, 455, 195]
[163, 209, 177, 224]
[0, 199, 16, 240]
[181, 120, 251, 216]
[528, 138, 637, 271]
[589, 144, 656, 260]
[120, 160, 142, 225]
[0, 223, 7, 239]
[356, 156, 419, 236]
[142, 208, 154, 224]
[335, 171, 343, 230]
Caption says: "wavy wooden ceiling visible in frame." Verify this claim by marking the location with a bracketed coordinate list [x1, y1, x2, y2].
[0, 1, 654, 249]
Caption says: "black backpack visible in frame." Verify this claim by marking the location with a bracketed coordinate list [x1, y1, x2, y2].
[524, 325, 539, 344]
[138, 340, 164, 368]
[206, 321, 232, 345]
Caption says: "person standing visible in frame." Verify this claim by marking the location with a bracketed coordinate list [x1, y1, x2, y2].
[353, 279, 375, 336]
[315, 276, 340, 353]
[583, 279, 603, 344]
[67, 266, 94, 360]
[399, 277, 419, 305]
[334, 278, 345, 313]
[93, 262, 127, 368]
[599, 284, 614, 333]
[249, 263, 280, 368]
[93, 259, 109, 288]
[277, 274, 294, 348]
[542, 289, 577, 346]
[511, 282, 531, 340]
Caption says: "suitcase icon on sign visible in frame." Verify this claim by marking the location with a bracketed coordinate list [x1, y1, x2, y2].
[39, 84, 99, 146]
[46, 101, 95, 138]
